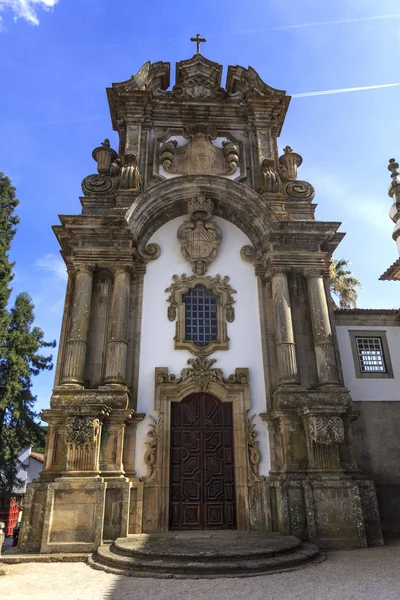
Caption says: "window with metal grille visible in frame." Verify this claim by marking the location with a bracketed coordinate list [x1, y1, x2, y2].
[182, 285, 218, 347]
[355, 337, 386, 372]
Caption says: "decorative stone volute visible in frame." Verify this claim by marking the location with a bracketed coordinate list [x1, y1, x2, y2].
[260, 157, 281, 193]
[92, 139, 118, 174]
[120, 152, 141, 190]
[279, 146, 303, 181]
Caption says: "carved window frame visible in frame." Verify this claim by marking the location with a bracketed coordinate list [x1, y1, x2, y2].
[165, 274, 236, 356]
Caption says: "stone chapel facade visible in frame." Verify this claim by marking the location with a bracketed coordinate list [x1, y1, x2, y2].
[20, 52, 392, 554]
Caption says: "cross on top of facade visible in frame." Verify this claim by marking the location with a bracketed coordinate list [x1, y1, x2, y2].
[190, 33, 206, 54]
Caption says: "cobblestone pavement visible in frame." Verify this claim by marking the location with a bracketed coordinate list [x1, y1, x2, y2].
[2, 540, 400, 600]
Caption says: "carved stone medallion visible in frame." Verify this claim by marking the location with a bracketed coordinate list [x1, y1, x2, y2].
[177, 196, 222, 275]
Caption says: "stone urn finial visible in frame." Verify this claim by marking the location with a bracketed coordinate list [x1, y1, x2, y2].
[92, 139, 117, 175]
[388, 158, 400, 190]
[279, 146, 303, 181]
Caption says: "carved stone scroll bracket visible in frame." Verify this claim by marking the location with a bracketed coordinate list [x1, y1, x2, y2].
[284, 180, 315, 202]
[165, 273, 236, 355]
[142, 414, 163, 482]
[177, 196, 222, 275]
[81, 174, 117, 197]
[240, 245, 265, 265]
[244, 410, 265, 481]
[136, 242, 161, 263]
[259, 157, 282, 194]
[120, 152, 142, 191]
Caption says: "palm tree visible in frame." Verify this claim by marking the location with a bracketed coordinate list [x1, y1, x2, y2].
[329, 258, 361, 309]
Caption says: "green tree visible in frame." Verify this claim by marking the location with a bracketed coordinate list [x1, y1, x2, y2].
[0, 294, 55, 495]
[0, 174, 55, 496]
[0, 174, 19, 344]
[329, 258, 362, 309]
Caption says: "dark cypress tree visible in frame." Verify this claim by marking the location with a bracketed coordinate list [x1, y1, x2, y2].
[0, 174, 55, 495]
[0, 173, 19, 345]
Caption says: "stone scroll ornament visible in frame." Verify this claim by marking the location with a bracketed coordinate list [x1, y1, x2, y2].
[143, 414, 163, 481]
[244, 410, 263, 479]
[177, 196, 222, 275]
[308, 416, 344, 445]
[259, 157, 282, 194]
[65, 416, 100, 446]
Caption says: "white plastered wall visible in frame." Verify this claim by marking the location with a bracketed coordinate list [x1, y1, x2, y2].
[336, 325, 400, 401]
[135, 216, 269, 477]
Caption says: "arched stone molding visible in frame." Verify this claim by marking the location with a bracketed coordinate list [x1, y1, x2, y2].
[125, 174, 280, 257]
[141, 357, 267, 533]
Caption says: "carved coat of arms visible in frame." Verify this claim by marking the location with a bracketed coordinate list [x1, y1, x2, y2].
[177, 196, 222, 275]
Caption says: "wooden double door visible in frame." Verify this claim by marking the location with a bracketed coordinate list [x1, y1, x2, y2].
[169, 393, 236, 530]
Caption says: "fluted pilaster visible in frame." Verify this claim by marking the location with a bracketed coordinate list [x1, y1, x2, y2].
[104, 266, 133, 386]
[61, 264, 94, 386]
[304, 269, 340, 386]
[270, 268, 300, 386]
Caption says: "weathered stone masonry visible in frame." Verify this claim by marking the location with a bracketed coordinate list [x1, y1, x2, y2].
[19, 52, 383, 553]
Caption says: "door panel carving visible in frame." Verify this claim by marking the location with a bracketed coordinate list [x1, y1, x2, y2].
[169, 393, 236, 529]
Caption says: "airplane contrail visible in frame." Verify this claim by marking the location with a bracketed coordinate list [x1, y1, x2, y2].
[219, 13, 400, 36]
[292, 82, 400, 98]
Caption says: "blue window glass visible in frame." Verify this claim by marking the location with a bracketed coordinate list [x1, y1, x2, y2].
[182, 285, 218, 347]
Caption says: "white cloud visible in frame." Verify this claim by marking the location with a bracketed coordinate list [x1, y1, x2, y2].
[36, 253, 67, 282]
[0, 0, 59, 26]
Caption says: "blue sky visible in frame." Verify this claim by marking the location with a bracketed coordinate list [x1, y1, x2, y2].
[0, 0, 399, 413]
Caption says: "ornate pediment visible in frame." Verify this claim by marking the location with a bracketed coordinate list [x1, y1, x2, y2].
[173, 54, 224, 99]
[226, 65, 286, 99]
[109, 60, 170, 93]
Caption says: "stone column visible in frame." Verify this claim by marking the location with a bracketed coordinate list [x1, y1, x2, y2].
[104, 266, 132, 386]
[61, 264, 94, 386]
[270, 269, 300, 386]
[304, 269, 340, 386]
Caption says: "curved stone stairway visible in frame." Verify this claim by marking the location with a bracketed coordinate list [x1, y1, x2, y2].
[89, 531, 321, 578]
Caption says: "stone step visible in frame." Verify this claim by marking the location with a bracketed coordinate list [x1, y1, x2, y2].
[89, 540, 321, 579]
[112, 533, 301, 562]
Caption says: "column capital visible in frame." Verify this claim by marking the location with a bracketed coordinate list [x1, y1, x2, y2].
[267, 266, 292, 279]
[112, 264, 135, 277]
[302, 267, 325, 280]
[73, 262, 95, 276]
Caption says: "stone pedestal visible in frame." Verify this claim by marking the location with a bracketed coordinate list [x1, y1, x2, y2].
[263, 386, 384, 548]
